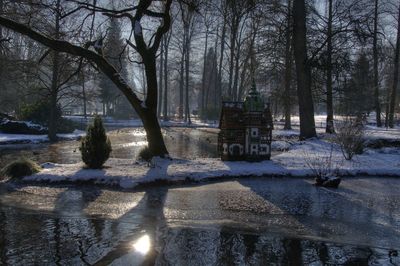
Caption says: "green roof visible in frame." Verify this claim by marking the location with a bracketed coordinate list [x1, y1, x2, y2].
[244, 84, 264, 112]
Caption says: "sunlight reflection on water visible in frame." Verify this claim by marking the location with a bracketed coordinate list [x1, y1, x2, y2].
[133, 234, 151, 255]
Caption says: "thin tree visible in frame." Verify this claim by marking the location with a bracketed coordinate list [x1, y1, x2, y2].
[388, 1, 400, 128]
[373, 0, 382, 127]
[325, 0, 335, 133]
[284, 0, 293, 130]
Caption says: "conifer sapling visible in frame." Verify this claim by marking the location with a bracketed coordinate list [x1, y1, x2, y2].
[80, 116, 111, 168]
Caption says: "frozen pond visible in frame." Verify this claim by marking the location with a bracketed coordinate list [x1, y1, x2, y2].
[0, 127, 219, 169]
[0, 177, 399, 265]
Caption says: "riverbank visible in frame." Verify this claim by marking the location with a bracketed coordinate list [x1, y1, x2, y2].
[0, 130, 85, 145]
[17, 138, 400, 189]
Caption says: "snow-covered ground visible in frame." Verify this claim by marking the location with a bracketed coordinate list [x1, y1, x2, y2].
[0, 130, 85, 145]
[23, 138, 400, 189]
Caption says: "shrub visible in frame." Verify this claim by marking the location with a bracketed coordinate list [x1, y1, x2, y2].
[335, 116, 364, 160]
[0, 120, 47, 135]
[80, 116, 111, 169]
[303, 144, 342, 183]
[18, 101, 77, 133]
[138, 146, 153, 166]
[1, 159, 41, 180]
[57, 118, 78, 133]
[19, 101, 61, 126]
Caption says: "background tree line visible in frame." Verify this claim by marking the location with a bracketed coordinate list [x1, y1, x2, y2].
[0, 0, 399, 145]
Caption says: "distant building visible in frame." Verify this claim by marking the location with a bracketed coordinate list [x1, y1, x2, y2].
[218, 85, 273, 161]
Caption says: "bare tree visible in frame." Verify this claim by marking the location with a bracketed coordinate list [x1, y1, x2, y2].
[292, 0, 317, 139]
[388, 1, 400, 128]
[0, 0, 173, 156]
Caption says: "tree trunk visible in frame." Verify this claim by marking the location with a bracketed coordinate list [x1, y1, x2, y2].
[201, 29, 209, 119]
[388, 2, 400, 128]
[284, 0, 293, 130]
[292, 0, 317, 139]
[227, 20, 237, 101]
[82, 75, 87, 119]
[143, 54, 168, 155]
[217, 18, 226, 104]
[373, 0, 382, 127]
[184, 34, 191, 124]
[49, 0, 61, 142]
[163, 33, 170, 121]
[157, 37, 164, 118]
[142, 111, 168, 156]
[179, 45, 184, 119]
[232, 40, 241, 101]
[325, 0, 335, 133]
[48, 84, 58, 141]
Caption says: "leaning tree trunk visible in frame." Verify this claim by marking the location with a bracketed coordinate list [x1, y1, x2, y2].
[292, 0, 317, 139]
[388, 2, 400, 128]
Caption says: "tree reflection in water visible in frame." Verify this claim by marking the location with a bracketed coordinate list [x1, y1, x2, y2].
[1, 178, 400, 265]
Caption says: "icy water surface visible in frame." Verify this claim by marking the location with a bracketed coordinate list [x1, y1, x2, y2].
[0, 127, 218, 168]
[1, 178, 399, 265]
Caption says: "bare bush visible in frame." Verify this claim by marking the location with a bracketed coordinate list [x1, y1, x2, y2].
[303, 145, 342, 183]
[335, 116, 365, 160]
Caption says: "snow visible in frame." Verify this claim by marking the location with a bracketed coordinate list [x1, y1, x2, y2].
[0, 130, 85, 145]
[24, 138, 400, 189]
[0, 133, 48, 144]
[0, 119, 47, 133]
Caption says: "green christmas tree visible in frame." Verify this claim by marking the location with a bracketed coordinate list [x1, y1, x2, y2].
[80, 116, 111, 169]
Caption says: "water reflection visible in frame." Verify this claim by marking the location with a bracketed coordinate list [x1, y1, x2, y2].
[133, 234, 151, 255]
[155, 227, 398, 265]
[0, 178, 399, 265]
[0, 127, 219, 169]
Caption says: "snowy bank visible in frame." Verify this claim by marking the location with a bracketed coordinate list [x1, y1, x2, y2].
[0, 130, 86, 145]
[22, 139, 400, 189]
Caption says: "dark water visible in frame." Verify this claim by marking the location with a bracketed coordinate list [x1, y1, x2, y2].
[0, 127, 218, 169]
[1, 128, 399, 265]
[1, 178, 399, 265]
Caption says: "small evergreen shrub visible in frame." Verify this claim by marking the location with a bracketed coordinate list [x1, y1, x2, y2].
[1, 159, 41, 180]
[80, 116, 111, 169]
[138, 146, 153, 165]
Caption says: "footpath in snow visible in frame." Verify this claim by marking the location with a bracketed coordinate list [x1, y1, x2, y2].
[23, 138, 400, 189]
